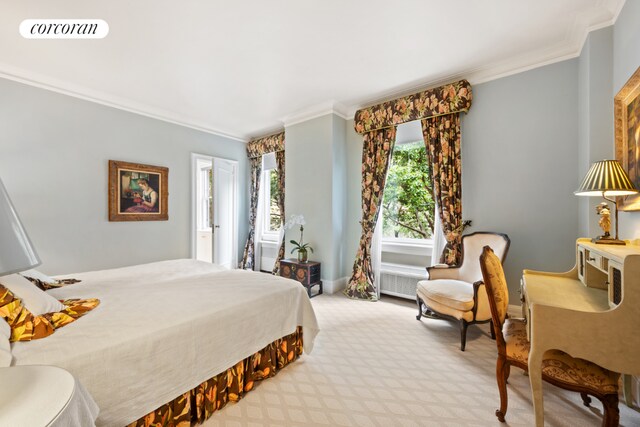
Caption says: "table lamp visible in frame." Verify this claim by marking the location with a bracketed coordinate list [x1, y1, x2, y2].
[575, 159, 639, 245]
[0, 177, 41, 275]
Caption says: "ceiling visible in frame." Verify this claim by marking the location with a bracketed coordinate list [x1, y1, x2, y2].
[0, 0, 624, 141]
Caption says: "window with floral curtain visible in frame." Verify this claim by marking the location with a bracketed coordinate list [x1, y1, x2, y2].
[347, 80, 473, 299]
[240, 131, 285, 271]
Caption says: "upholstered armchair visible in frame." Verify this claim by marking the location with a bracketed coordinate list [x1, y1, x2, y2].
[416, 232, 510, 351]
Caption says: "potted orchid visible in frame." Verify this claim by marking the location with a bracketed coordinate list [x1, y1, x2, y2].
[285, 214, 314, 262]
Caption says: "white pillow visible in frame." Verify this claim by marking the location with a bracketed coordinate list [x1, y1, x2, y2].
[0, 317, 12, 367]
[0, 274, 65, 316]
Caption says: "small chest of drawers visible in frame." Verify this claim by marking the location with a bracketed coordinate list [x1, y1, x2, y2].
[279, 259, 323, 298]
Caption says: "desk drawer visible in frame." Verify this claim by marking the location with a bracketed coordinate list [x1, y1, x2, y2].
[586, 252, 604, 270]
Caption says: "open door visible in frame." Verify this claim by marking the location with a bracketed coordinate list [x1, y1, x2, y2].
[212, 158, 238, 269]
[192, 154, 238, 268]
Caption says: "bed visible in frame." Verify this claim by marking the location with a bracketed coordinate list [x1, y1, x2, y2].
[10, 259, 319, 426]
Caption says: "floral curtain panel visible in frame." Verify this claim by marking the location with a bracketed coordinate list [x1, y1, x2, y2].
[353, 80, 472, 134]
[272, 150, 286, 275]
[239, 156, 262, 270]
[344, 127, 396, 300]
[421, 114, 464, 265]
[246, 131, 285, 158]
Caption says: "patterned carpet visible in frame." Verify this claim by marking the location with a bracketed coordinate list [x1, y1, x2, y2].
[203, 293, 640, 426]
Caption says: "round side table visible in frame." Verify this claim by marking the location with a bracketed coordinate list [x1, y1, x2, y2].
[0, 365, 87, 426]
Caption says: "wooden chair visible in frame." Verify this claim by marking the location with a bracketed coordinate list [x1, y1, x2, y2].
[416, 232, 510, 350]
[478, 245, 620, 426]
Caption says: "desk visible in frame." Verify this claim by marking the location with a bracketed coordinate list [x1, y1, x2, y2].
[521, 238, 640, 426]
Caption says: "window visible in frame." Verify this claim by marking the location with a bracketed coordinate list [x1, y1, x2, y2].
[382, 140, 435, 243]
[262, 169, 281, 234]
[197, 166, 213, 230]
[259, 153, 282, 241]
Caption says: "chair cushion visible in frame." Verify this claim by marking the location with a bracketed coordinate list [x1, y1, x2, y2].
[417, 279, 474, 312]
[504, 318, 619, 394]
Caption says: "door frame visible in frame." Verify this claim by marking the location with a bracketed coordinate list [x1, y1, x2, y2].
[190, 153, 239, 267]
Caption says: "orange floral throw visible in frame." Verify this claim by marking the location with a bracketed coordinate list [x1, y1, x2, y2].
[0, 284, 99, 342]
[128, 327, 303, 427]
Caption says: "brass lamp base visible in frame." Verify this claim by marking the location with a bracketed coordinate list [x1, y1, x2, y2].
[592, 235, 626, 245]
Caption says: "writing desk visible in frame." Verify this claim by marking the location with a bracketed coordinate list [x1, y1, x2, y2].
[521, 238, 640, 426]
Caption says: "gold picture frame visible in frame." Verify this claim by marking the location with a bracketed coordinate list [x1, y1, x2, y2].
[108, 160, 169, 221]
[615, 66, 640, 211]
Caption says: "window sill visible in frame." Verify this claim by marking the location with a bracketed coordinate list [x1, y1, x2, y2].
[381, 240, 432, 256]
[259, 240, 279, 249]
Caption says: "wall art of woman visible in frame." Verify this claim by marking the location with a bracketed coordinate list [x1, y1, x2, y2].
[125, 178, 159, 213]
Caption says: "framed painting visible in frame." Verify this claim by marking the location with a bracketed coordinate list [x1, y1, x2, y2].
[615, 66, 640, 211]
[108, 160, 168, 221]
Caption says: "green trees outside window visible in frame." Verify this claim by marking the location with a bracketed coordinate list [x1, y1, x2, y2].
[382, 141, 435, 239]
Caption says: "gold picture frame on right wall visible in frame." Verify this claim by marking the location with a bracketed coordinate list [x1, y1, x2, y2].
[615, 65, 640, 211]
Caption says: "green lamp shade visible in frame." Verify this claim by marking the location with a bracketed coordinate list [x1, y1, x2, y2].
[575, 160, 639, 197]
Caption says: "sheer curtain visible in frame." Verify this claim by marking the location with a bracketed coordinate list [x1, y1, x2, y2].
[430, 202, 446, 266]
[371, 218, 383, 300]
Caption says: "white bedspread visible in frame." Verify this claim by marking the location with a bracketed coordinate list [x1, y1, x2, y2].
[10, 259, 319, 427]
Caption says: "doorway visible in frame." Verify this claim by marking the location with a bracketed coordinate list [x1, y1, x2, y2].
[191, 153, 238, 269]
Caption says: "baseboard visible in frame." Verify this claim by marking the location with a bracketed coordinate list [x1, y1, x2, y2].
[322, 276, 348, 294]
[508, 304, 522, 318]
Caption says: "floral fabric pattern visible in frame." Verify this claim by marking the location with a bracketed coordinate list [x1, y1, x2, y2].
[0, 284, 99, 342]
[421, 114, 464, 265]
[128, 327, 303, 427]
[502, 319, 619, 393]
[240, 156, 262, 270]
[353, 80, 472, 134]
[246, 131, 285, 159]
[345, 127, 396, 300]
[272, 150, 286, 275]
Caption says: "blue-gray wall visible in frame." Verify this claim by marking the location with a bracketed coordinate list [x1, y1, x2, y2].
[0, 78, 248, 275]
[578, 27, 614, 238]
[284, 113, 348, 283]
[463, 60, 580, 300]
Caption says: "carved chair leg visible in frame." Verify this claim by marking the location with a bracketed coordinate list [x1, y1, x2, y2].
[490, 320, 496, 340]
[601, 393, 619, 427]
[460, 320, 469, 351]
[416, 298, 423, 321]
[495, 356, 509, 422]
[580, 392, 592, 407]
[504, 362, 511, 385]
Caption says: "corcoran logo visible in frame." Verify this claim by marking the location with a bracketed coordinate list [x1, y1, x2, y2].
[19, 19, 109, 39]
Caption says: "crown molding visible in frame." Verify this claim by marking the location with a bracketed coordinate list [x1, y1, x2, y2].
[343, 1, 624, 119]
[281, 101, 349, 128]
[0, 64, 248, 142]
[0, 0, 624, 138]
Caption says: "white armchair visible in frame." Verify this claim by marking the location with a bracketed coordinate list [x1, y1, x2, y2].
[416, 232, 510, 351]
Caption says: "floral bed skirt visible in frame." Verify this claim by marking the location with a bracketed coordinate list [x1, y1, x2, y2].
[127, 327, 303, 427]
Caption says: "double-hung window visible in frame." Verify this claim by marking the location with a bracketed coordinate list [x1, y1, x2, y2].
[259, 153, 282, 242]
[381, 140, 435, 255]
[197, 166, 213, 231]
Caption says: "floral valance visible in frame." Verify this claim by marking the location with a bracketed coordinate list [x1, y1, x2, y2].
[246, 131, 285, 158]
[353, 79, 472, 134]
